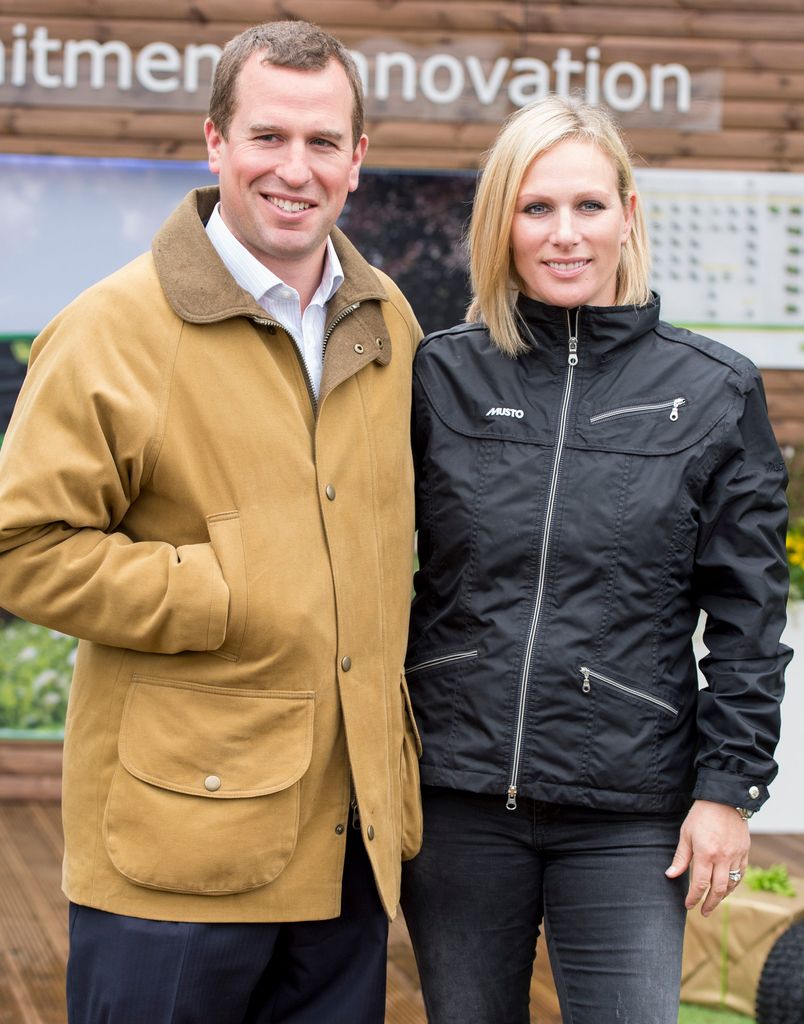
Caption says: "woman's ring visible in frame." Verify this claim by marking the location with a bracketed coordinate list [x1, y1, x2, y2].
[728, 870, 742, 883]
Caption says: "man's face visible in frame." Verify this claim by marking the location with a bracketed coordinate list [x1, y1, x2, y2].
[205, 56, 367, 280]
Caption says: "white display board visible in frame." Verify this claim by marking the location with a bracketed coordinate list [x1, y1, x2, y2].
[636, 167, 804, 369]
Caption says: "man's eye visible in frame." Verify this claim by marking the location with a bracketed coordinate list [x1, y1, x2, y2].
[311, 138, 335, 148]
[256, 134, 279, 143]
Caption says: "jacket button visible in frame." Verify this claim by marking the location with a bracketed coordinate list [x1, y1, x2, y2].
[748, 785, 760, 799]
[325, 484, 336, 500]
[341, 656, 352, 672]
[204, 775, 221, 792]
[335, 823, 345, 835]
[367, 825, 375, 840]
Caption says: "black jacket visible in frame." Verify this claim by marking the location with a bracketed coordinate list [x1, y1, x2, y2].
[406, 295, 792, 815]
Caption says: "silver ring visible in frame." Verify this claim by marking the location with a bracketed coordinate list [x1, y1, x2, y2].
[728, 870, 742, 883]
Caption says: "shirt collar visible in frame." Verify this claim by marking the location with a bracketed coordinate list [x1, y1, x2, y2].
[205, 202, 343, 308]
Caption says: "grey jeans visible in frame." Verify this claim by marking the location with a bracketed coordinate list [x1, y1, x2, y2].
[401, 786, 687, 1024]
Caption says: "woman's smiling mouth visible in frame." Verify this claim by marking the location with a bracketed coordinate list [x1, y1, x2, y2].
[545, 259, 590, 272]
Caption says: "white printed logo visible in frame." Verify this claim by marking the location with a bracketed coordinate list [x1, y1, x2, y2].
[486, 406, 524, 419]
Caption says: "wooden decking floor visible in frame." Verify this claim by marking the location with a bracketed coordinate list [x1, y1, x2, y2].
[1, 800, 802, 1024]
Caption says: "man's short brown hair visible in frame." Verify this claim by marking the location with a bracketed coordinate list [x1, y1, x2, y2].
[208, 20, 365, 148]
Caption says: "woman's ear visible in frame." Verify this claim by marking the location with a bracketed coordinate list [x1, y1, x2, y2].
[621, 192, 637, 243]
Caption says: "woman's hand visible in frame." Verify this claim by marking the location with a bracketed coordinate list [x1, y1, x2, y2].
[665, 799, 750, 916]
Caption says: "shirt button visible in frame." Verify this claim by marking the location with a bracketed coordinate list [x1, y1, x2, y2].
[325, 484, 336, 500]
[367, 825, 375, 840]
[335, 823, 345, 835]
[748, 785, 760, 799]
[204, 775, 221, 792]
[341, 656, 352, 672]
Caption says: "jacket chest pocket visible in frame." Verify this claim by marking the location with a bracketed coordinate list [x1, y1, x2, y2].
[589, 397, 687, 425]
[104, 675, 314, 895]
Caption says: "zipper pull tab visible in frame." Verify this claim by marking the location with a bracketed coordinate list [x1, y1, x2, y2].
[580, 666, 591, 693]
[568, 337, 578, 367]
[506, 786, 518, 811]
[669, 398, 685, 421]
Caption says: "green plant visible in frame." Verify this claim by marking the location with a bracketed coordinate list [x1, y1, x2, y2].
[9, 339, 32, 364]
[745, 863, 797, 898]
[0, 617, 76, 735]
[678, 1005, 753, 1024]
[788, 520, 804, 601]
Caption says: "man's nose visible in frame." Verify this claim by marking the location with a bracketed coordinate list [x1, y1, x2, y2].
[276, 143, 313, 188]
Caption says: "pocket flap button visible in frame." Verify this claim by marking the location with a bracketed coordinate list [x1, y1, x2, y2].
[204, 775, 222, 792]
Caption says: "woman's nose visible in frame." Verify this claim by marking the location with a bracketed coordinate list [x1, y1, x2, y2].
[551, 208, 580, 246]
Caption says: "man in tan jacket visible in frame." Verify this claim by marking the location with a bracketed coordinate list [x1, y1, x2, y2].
[0, 20, 422, 1024]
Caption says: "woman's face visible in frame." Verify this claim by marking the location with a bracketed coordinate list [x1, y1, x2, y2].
[510, 138, 636, 308]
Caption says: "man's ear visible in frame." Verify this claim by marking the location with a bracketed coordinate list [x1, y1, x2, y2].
[348, 134, 369, 193]
[204, 118, 223, 175]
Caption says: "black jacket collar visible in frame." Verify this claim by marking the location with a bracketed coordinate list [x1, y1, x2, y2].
[516, 293, 661, 367]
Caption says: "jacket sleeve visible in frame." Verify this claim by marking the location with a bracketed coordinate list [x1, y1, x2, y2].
[0, 302, 230, 654]
[691, 367, 792, 813]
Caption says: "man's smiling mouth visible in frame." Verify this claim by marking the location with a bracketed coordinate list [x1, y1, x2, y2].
[266, 195, 312, 212]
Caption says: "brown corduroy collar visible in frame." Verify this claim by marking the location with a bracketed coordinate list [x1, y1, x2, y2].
[151, 187, 389, 327]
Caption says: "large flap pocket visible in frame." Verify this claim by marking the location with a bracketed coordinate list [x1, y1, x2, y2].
[119, 675, 314, 796]
[104, 676, 315, 895]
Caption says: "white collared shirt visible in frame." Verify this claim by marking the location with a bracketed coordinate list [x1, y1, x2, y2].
[205, 203, 343, 397]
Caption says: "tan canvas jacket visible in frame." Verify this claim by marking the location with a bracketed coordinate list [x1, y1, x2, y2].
[0, 187, 423, 921]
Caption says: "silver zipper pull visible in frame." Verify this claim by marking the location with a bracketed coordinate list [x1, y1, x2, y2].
[580, 666, 591, 693]
[506, 786, 518, 811]
[669, 398, 685, 421]
[568, 337, 578, 366]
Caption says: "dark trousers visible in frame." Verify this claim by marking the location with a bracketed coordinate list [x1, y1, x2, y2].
[66, 826, 388, 1024]
[401, 785, 688, 1024]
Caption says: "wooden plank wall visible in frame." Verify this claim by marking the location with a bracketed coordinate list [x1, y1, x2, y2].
[3, 0, 804, 171]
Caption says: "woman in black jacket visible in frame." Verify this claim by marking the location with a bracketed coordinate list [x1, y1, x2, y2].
[401, 96, 792, 1024]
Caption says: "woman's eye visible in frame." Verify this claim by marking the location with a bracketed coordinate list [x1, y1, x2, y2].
[580, 200, 605, 212]
[524, 203, 549, 215]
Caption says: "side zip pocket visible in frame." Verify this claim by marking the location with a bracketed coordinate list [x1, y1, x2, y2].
[579, 666, 678, 717]
[406, 649, 478, 675]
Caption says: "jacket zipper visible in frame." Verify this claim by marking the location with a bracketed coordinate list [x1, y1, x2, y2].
[506, 309, 579, 811]
[590, 397, 686, 424]
[254, 301, 361, 415]
[406, 649, 478, 675]
[580, 666, 679, 716]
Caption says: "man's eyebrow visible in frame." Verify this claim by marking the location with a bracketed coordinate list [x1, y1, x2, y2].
[248, 123, 345, 142]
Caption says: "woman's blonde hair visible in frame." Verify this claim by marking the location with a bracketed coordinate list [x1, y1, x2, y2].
[467, 95, 652, 356]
